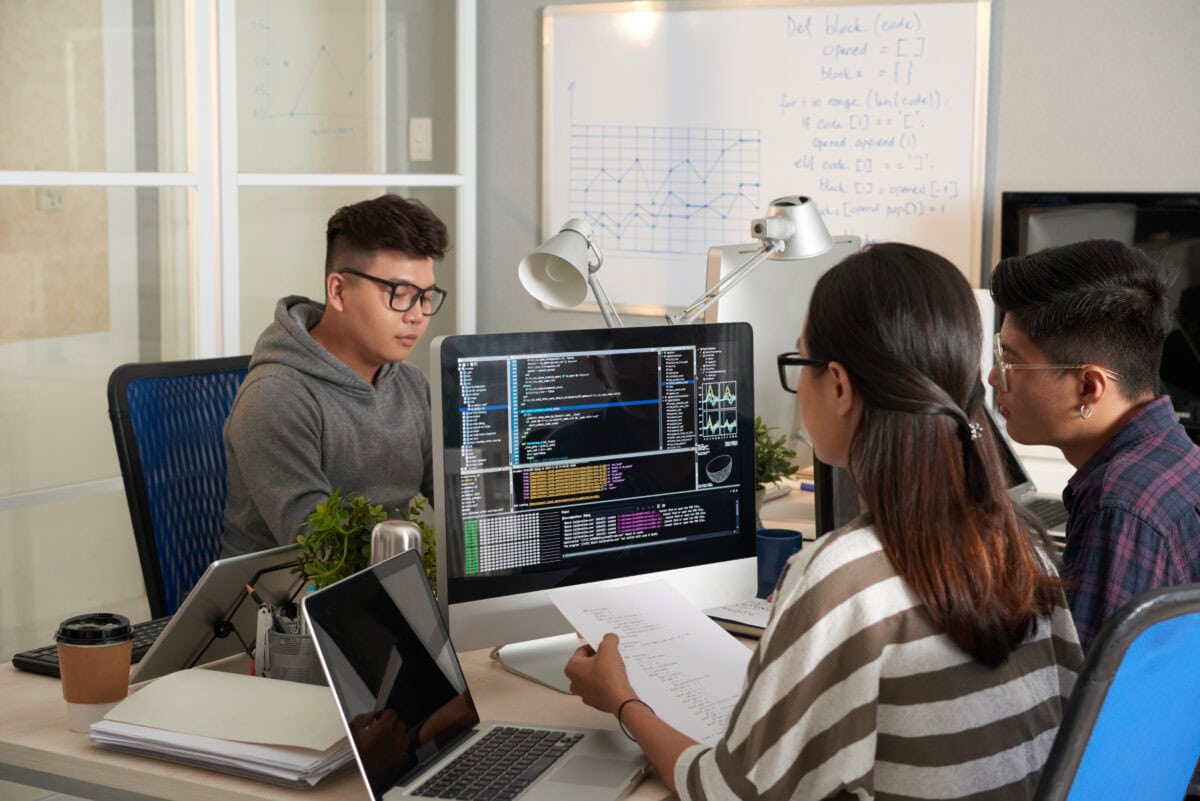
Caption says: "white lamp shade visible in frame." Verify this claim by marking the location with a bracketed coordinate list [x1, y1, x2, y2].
[518, 219, 595, 308]
[766, 195, 834, 260]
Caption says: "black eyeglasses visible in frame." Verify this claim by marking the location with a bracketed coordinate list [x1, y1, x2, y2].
[777, 352, 829, 393]
[340, 269, 448, 316]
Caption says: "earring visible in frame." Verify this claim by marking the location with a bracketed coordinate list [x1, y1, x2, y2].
[1079, 404, 1093, 420]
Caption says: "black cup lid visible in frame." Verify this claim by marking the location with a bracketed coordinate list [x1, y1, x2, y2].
[56, 613, 134, 645]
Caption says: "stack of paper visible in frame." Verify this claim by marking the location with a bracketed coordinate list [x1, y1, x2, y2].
[89, 668, 352, 788]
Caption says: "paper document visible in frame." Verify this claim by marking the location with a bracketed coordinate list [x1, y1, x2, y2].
[103, 668, 344, 750]
[91, 669, 350, 787]
[550, 580, 752, 745]
[90, 720, 351, 788]
[704, 598, 772, 639]
[705, 598, 772, 629]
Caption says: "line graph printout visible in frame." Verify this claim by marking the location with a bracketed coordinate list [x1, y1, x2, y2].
[544, 2, 989, 312]
[570, 125, 761, 256]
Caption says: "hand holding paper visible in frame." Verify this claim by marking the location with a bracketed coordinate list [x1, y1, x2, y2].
[551, 580, 752, 745]
[563, 632, 637, 714]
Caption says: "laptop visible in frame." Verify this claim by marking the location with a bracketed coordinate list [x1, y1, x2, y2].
[303, 549, 647, 801]
[983, 405, 1070, 534]
[130, 543, 304, 683]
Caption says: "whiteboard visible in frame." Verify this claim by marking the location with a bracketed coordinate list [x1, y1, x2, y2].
[543, 1, 990, 312]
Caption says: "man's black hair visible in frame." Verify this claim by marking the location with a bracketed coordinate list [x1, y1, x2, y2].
[990, 238, 1172, 399]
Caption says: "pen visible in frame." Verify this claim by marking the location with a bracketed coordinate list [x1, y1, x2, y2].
[800, 481, 815, 492]
[247, 583, 288, 633]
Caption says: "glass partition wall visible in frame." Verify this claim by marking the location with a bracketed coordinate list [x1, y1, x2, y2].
[0, 1, 475, 670]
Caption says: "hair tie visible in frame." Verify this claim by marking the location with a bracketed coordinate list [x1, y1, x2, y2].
[959, 420, 984, 443]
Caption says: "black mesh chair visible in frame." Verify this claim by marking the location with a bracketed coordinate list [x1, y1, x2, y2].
[1033, 582, 1200, 801]
[108, 356, 250, 618]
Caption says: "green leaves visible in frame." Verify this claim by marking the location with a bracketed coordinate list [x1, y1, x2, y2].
[404, 494, 437, 588]
[296, 489, 438, 590]
[754, 415, 799, 490]
[297, 489, 385, 589]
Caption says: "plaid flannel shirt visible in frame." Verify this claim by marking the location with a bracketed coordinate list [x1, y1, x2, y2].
[1062, 396, 1200, 651]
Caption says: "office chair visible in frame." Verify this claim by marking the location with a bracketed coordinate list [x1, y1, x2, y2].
[108, 356, 251, 619]
[1033, 582, 1200, 801]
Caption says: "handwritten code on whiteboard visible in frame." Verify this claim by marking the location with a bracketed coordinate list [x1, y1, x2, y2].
[544, 1, 989, 311]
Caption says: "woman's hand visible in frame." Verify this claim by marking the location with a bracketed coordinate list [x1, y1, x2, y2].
[564, 633, 637, 713]
[565, 632, 699, 796]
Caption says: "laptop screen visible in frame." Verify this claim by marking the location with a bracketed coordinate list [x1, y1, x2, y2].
[304, 551, 479, 799]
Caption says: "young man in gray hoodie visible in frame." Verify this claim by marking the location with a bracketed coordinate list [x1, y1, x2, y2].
[221, 194, 447, 557]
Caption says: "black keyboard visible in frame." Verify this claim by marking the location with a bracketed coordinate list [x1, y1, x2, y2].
[414, 726, 583, 800]
[11, 616, 172, 678]
[1026, 495, 1069, 531]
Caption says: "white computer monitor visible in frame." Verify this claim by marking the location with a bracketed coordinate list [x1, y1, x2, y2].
[430, 323, 758, 670]
[703, 235, 861, 442]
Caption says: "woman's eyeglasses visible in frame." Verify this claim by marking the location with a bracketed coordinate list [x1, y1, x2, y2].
[777, 352, 829, 393]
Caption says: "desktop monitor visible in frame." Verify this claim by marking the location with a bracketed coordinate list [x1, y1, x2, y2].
[702, 235, 862, 442]
[998, 191, 1200, 443]
[703, 235, 864, 539]
[430, 323, 757, 654]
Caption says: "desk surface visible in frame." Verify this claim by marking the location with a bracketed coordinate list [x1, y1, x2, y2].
[1, 489, 812, 800]
[0, 649, 672, 801]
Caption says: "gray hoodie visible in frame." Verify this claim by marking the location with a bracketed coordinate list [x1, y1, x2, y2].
[221, 296, 434, 557]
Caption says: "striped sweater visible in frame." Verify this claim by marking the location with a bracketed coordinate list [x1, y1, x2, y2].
[675, 524, 1084, 801]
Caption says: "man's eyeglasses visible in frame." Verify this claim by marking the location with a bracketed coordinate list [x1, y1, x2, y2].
[993, 333, 1119, 392]
[777, 352, 829, 394]
[341, 269, 448, 316]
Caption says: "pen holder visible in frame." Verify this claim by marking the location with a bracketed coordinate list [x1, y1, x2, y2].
[265, 630, 325, 685]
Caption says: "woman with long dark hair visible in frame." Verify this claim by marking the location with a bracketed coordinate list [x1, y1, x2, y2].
[566, 243, 1083, 801]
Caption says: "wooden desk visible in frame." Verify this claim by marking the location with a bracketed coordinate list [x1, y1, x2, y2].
[0, 650, 671, 801]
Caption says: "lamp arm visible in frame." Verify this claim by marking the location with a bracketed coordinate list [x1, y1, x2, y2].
[666, 241, 781, 325]
[587, 271, 623, 328]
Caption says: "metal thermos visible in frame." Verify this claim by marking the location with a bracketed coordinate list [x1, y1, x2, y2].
[370, 520, 423, 565]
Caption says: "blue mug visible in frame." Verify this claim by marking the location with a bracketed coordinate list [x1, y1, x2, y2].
[757, 528, 803, 598]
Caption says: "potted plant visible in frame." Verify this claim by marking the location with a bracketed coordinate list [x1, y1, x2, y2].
[297, 489, 436, 590]
[754, 415, 799, 517]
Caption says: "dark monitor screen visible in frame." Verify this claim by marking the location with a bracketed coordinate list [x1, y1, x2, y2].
[998, 191, 1200, 437]
[430, 323, 757, 648]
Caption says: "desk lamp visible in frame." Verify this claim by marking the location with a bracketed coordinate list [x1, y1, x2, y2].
[518, 218, 623, 328]
[666, 195, 835, 325]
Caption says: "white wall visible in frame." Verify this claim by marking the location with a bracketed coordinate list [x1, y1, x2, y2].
[987, 0, 1200, 264]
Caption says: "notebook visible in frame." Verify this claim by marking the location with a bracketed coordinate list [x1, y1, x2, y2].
[983, 405, 1070, 534]
[303, 549, 647, 801]
[704, 597, 772, 638]
[130, 543, 304, 683]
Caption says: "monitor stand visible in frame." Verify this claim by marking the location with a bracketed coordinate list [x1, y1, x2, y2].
[489, 633, 582, 694]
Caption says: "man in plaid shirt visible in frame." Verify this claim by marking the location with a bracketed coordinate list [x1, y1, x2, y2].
[989, 238, 1200, 652]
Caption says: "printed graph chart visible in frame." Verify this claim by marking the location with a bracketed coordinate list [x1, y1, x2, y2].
[569, 125, 762, 256]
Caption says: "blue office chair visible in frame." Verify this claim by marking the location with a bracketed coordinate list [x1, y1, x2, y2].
[108, 356, 250, 619]
[1033, 582, 1200, 801]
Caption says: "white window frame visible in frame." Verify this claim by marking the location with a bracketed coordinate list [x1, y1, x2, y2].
[0, 0, 476, 507]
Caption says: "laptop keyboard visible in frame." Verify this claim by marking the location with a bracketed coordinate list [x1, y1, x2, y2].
[1026, 496, 1069, 530]
[10, 616, 172, 678]
[414, 726, 583, 800]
